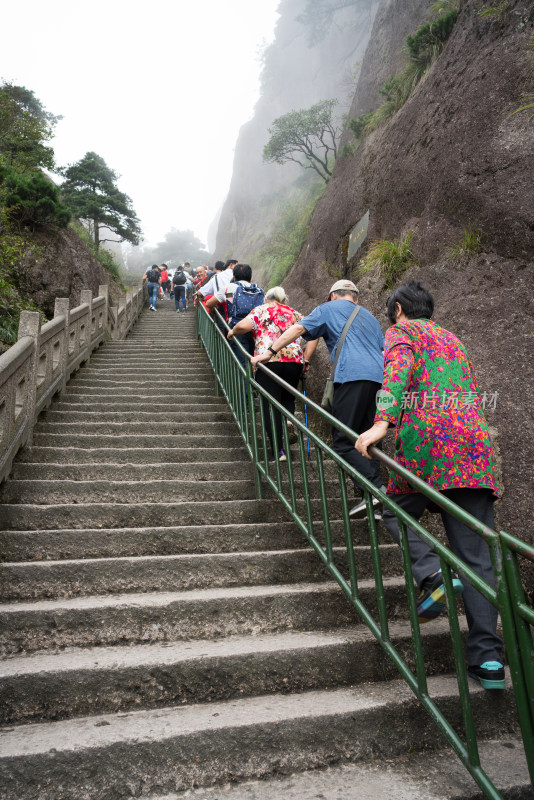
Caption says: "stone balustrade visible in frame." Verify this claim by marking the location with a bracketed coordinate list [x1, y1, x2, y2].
[0, 283, 146, 483]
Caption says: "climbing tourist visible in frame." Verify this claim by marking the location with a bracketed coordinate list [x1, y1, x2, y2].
[355, 281, 504, 690]
[143, 264, 162, 311]
[228, 286, 306, 462]
[172, 265, 189, 312]
[159, 264, 170, 296]
[207, 263, 264, 370]
[251, 279, 385, 505]
[197, 261, 232, 331]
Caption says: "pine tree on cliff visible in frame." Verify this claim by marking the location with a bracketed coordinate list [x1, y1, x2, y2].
[60, 152, 141, 250]
[263, 100, 340, 183]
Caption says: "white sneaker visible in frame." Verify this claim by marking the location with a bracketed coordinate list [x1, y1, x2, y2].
[349, 495, 382, 518]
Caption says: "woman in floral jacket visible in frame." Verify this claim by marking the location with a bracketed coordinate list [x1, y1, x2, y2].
[228, 286, 305, 462]
[356, 281, 504, 690]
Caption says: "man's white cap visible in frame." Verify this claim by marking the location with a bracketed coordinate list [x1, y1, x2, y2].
[328, 279, 358, 298]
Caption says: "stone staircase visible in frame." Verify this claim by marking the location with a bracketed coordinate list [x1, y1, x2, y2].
[0, 300, 529, 800]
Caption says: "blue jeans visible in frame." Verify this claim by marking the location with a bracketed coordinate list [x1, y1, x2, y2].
[147, 282, 159, 308]
[174, 286, 187, 310]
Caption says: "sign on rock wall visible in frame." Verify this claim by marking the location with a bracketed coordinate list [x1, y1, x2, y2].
[348, 210, 369, 261]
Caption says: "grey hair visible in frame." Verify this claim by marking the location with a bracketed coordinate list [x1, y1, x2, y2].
[265, 286, 288, 303]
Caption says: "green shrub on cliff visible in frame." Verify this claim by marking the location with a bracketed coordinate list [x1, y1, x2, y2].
[348, 7, 458, 141]
[359, 232, 417, 289]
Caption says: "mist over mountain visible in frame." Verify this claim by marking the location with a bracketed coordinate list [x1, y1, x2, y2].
[215, 0, 534, 545]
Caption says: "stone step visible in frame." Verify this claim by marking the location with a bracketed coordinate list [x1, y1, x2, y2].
[0, 520, 388, 562]
[0, 620, 462, 725]
[34, 421, 239, 436]
[69, 376, 214, 388]
[61, 388, 223, 400]
[38, 409, 235, 423]
[0, 676, 518, 800]
[0, 498, 354, 530]
[78, 363, 214, 372]
[136, 737, 531, 800]
[0, 478, 256, 505]
[11, 460, 248, 481]
[0, 580, 407, 653]
[0, 545, 401, 601]
[31, 432, 244, 448]
[16, 447, 249, 464]
[48, 400, 227, 413]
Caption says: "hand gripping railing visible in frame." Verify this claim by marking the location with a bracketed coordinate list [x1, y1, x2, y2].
[196, 302, 534, 799]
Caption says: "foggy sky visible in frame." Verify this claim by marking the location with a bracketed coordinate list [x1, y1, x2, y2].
[1, 0, 280, 250]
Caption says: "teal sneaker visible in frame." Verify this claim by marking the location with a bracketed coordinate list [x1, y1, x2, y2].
[468, 661, 505, 690]
[417, 569, 463, 623]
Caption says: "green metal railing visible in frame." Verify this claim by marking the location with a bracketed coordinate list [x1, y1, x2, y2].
[196, 302, 534, 798]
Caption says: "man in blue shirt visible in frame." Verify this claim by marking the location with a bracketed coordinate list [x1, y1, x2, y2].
[251, 280, 385, 514]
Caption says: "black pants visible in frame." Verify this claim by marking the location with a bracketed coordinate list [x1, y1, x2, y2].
[255, 362, 302, 454]
[232, 331, 255, 371]
[382, 488, 502, 665]
[331, 380, 383, 491]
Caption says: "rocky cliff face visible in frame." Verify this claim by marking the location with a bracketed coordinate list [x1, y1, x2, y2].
[215, 0, 380, 262]
[281, 0, 534, 542]
[18, 227, 124, 321]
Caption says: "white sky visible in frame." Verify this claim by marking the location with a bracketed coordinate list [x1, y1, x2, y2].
[1, 0, 280, 249]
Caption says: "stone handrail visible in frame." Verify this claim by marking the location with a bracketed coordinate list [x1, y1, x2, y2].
[0, 283, 146, 483]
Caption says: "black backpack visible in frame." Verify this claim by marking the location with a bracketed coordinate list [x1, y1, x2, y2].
[173, 271, 187, 285]
[147, 268, 160, 283]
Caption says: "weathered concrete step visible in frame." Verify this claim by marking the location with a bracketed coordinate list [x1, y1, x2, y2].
[0, 580, 406, 653]
[0, 676, 518, 800]
[0, 620, 463, 725]
[38, 409, 235, 424]
[78, 364, 214, 373]
[1, 545, 400, 600]
[16, 447, 247, 464]
[11, 460, 248, 481]
[0, 478, 256, 505]
[139, 737, 530, 800]
[34, 421, 237, 436]
[62, 388, 221, 399]
[48, 400, 226, 413]
[0, 498, 350, 530]
[31, 432, 244, 448]
[0, 519, 388, 562]
[69, 377, 214, 388]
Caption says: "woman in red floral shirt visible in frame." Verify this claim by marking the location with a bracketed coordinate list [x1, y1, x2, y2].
[356, 281, 504, 690]
[228, 286, 305, 462]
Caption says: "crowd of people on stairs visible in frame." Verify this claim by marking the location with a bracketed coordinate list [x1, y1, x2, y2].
[142, 258, 505, 693]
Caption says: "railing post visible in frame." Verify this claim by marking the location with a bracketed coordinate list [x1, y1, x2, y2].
[98, 284, 110, 340]
[54, 297, 70, 394]
[17, 310, 41, 447]
[80, 289, 93, 364]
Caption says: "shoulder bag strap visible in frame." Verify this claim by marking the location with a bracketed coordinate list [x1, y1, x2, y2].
[328, 305, 361, 380]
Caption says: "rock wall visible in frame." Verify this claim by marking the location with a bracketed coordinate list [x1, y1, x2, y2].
[282, 0, 534, 541]
[19, 227, 124, 319]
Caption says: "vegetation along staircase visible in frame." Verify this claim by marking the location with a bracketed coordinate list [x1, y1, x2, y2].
[0, 299, 530, 800]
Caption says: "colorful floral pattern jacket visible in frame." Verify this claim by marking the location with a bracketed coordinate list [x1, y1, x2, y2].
[249, 303, 304, 363]
[375, 319, 498, 497]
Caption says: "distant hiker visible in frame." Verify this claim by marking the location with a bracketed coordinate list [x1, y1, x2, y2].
[252, 279, 385, 506]
[159, 264, 170, 295]
[207, 263, 264, 370]
[355, 281, 504, 689]
[229, 286, 306, 462]
[143, 264, 162, 311]
[172, 265, 190, 312]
